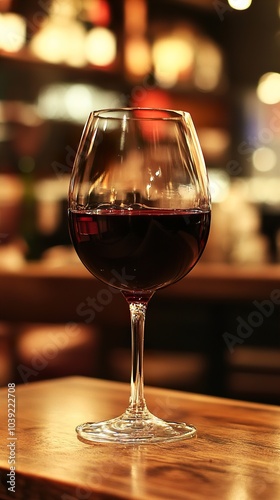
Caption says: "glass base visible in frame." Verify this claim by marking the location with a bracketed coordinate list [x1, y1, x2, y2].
[76, 409, 196, 444]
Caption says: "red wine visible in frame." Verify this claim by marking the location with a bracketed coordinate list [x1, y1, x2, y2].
[69, 208, 210, 292]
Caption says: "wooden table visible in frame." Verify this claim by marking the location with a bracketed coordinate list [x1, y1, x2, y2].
[0, 377, 280, 499]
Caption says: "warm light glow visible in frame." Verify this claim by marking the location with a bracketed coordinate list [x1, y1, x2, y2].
[125, 36, 152, 77]
[152, 34, 194, 87]
[194, 39, 223, 92]
[0, 0, 12, 13]
[125, 0, 147, 35]
[64, 22, 87, 67]
[85, 27, 116, 66]
[228, 0, 252, 10]
[37, 85, 66, 120]
[85, 0, 111, 26]
[0, 174, 24, 203]
[30, 0, 87, 67]
[252, 147, 277, 172]
[0, 13, 25, 52]
[248, 177, 280, 204]
[131, 88, 172, 111]
[208, 170, 230, 203]
[64, 85, 96, 122]
[50, 0, 77, 18]
[30, 23, 66, 64]
[30, 19, 87, 67]
[257, 72, 280, 104]
[38, 83, 122, 123]
[198, 128, 230, 160]
[151, 25, 225, 90]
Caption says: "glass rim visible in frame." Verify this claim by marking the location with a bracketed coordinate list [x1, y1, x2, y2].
[91, 107, 190, 121]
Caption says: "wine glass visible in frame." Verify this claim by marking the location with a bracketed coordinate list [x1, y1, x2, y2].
[68, 108, 211, 444]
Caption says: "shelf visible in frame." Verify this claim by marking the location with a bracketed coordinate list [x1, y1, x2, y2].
[0, 48, 123, 88]
[0, 261, 280, 325]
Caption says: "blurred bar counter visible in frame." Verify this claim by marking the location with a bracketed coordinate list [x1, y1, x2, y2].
[1, 261, 280, 406]
[0, 261, 280, 323]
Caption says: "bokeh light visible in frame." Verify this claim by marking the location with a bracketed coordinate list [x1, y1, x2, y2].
[38, 83, 122, 123]
[252, 147, 277, 172]
[152, 34, 194, 87]
[0, 13, 25, 52]
[257, 72, 280, 104]
[125, 36, 152, 77]
[228, 0, 252, 10]
[85, 27, 116, 66]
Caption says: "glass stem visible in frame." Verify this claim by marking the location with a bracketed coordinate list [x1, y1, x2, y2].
[125, 296, 153, 418]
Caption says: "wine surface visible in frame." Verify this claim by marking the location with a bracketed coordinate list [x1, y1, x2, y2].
[69, 209, 210, 292]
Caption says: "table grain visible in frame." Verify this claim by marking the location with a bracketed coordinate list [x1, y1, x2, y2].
[0, 376, 280, 499]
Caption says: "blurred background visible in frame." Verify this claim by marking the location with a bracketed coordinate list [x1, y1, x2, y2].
[1, 0, 280, 405]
